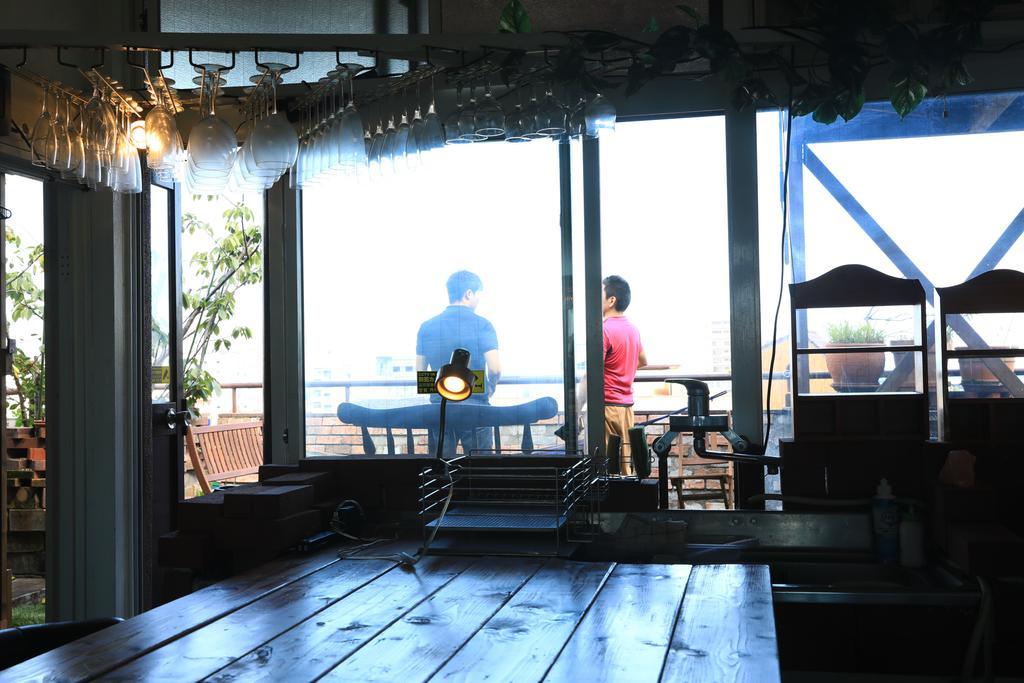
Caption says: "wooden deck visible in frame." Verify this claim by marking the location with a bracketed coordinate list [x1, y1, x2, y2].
[1, 545, 779, 682]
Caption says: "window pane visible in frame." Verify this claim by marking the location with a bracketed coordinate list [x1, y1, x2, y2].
[758, 91, 1024, 452]
[4, 174, 46, 428]
[599, 116, 731, 504]
[151, 186, 171, 403]
[3, 173, 48, 610]
[304, 142, 564, 457]
[180, 192, 265, 431]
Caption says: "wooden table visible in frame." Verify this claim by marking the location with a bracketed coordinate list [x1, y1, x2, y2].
[2, 546, 780, 682]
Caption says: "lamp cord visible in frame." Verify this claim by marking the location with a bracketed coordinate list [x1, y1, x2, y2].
[436, 396, 448, 459]
[762, 98, 795, 451]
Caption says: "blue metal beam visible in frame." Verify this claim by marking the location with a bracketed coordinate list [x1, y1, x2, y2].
[968, 205, 1024, 279]
[798, 92, 1024, 144]
[802, 147, 935, 299]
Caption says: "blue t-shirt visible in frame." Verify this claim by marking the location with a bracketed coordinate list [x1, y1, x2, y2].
[416, 306, 498, 402]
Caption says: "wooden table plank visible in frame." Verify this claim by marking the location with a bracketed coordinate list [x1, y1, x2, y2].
[660, 564, 779, 683]
[431, 560, 615, 683]
[204, 556, 473, 682]
[0, 548, 344, 682]
[320, 557, 544, 683]
[102, 558, 395, 681]
[543, 563, 693, 683]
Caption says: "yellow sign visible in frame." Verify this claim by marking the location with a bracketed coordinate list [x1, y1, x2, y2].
[152, 365, 171, 384]
[416, 371, 437, 394]
[416, 369, 487, 395]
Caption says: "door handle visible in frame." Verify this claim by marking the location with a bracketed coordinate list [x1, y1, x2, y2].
[166, 407, 192, 431]
[2, 337, 16, 375]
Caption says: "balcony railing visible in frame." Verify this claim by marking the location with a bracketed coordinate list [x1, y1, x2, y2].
[216, 365, 1024, 417]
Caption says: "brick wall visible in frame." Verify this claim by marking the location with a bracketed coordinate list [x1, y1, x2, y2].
[303, 411, 734, 509]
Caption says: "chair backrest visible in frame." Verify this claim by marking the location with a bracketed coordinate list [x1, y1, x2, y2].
[185, 421, 264, 494]
[337, 398, 559, 455]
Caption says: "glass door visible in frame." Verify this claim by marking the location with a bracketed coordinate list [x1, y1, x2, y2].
[144, 179, 187, 607]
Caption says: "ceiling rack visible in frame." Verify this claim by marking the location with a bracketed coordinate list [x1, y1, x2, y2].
[81, 68, 144, 116]
[7, 65, 89, 106]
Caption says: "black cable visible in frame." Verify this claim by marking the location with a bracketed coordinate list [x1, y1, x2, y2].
[762, 98, 795, 450]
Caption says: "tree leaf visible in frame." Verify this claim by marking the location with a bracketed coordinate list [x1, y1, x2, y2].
[642, 16, 659, 32]
[837, 85, 865, 121]
[812, 100, 839, 125]
[889, 70, 928, 119]
[498, 0, 531, 33]
[677, 4, 703, 25]
[944, 60, 972, 88]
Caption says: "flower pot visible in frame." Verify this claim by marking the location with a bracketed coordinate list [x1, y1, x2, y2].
[825, 343, 885, 392]
[960, 357, 1015, 383]
[959, 354, 1015, 397]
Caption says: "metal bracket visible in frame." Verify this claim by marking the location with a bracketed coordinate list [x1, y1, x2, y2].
[255, 49, 300, 74]
[188, 48, 235, 73]
[57, 45, 105, 71]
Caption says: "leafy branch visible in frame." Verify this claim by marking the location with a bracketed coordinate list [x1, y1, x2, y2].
[154, 199, 262, 414]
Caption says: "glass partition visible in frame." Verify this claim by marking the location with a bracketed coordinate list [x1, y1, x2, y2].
[759, 91, 1024, 444]
[303, 141, 564, 456]
[598, 116, 731, 503]
[179, 192, 265, 425]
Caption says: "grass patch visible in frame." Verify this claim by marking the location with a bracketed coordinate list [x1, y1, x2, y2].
[12, 600, 46, 627]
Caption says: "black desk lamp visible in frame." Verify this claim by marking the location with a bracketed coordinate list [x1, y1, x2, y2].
[435, 348, 475, 459]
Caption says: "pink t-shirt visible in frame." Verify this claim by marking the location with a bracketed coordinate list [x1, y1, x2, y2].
[604, 315, 643, 405]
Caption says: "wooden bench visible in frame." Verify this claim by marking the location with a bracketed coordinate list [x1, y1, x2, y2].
[185, 422, 263, 495]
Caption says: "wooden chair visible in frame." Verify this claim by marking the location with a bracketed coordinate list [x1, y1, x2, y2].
[185, 422, 263, 495]
[667, 431, 735, 509]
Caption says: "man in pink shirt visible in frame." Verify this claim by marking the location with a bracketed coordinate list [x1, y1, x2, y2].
[601, 275, 647, 473]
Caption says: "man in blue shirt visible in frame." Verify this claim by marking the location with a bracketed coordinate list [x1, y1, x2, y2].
[416, 271, 502, 455]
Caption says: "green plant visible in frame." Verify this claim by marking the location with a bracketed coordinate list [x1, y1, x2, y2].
[827, 321, 886, 344]
[5, 224, 45, 427]
[152, 199, 262, 414]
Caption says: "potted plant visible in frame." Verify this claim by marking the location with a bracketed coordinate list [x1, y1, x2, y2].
[825, 321, 886, 392]
[958, 354, 1016, 397]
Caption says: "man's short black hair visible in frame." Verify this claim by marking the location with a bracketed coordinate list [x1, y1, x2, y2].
[447, 270, 483, 303]
[603, 275, 631, 312]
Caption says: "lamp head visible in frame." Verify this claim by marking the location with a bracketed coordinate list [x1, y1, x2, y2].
[436, 348, 475, 401]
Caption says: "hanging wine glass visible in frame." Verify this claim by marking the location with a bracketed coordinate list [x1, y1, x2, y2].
[568, 95, 586, 139]
[250, 64, 299, 176]
[504, 87, 530, 143]
[187, 68, 236, 175]
[422, 71, 445, 151]
[521, 84, 544, 140]
[474, 79, 505, 138]
[458, 83, 485, 141]
[585, 93, 617, 138]
[444, 85, 472, 145]
[536, 84, 568, 137]
[30, 83, 56, 168]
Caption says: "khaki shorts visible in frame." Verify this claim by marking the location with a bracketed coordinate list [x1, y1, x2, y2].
[604, 405, 635, 475]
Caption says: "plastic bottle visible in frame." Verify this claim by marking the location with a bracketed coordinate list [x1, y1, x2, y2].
[872, 479, 900, 564]
[899, 503, 926, 568]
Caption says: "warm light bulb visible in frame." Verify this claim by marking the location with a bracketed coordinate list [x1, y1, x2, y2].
[130, 119, 148, 149]
[442, 376, 468, 394]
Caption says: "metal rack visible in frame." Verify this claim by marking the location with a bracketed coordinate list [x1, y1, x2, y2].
[419, 452, 605, 555]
